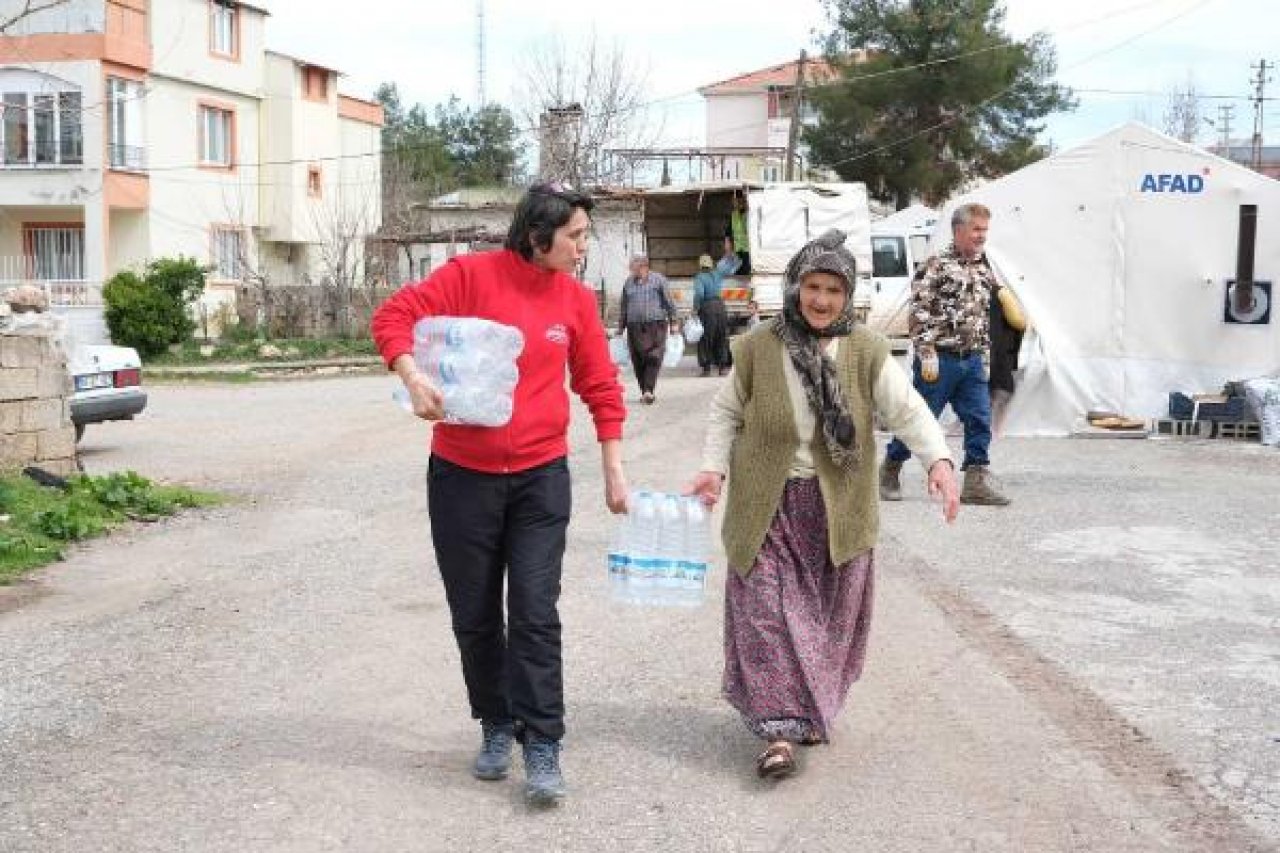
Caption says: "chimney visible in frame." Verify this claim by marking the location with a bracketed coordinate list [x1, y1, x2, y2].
[1234, 204, 1258, 315]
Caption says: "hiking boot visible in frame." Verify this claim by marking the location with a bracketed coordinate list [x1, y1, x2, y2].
[961, 465, 1011, 506]
[522, 735, 567, 805]
[879, 459, 903, 502]
[472, 720, 514, 781]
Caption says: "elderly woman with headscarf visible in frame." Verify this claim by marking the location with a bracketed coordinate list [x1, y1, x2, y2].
[687, 230, 960, 780]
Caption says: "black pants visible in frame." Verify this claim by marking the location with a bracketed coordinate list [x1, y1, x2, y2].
[697, 299, 731, 370]
[626, 320, 667, 394]
[427, 454, 572, 741]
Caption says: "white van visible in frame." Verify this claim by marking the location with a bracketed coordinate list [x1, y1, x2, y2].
[864, 224, 935, 338]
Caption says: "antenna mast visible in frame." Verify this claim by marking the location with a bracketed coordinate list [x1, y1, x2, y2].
[476, 0, 487, 108]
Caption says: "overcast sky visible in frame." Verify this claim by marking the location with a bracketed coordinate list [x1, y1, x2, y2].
[265, 0, 1276, 153]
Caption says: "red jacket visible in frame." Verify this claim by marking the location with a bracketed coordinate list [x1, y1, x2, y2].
[371, 249, 626, 474]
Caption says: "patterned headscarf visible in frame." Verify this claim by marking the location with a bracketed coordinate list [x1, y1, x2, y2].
[770, 229, 861, 471]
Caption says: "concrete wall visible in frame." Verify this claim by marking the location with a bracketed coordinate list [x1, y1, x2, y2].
[0, 331, 76, 476]
[581, 199, 644, 305]
[145, 77, 263, 261]
[149, 0, 266, 97]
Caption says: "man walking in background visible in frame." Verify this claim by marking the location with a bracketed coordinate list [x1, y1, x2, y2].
[618, 254, 678, 405]
[880, 203, 1011, 506]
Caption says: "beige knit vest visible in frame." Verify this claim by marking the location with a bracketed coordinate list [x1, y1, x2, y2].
[721, 325, 890, 576]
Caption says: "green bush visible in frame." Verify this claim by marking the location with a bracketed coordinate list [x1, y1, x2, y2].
[0, 471, 222, 582]
[103, 257, 209, 357]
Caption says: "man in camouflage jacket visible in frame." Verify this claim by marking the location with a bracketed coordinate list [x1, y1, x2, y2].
[880, 203, 1010, 506]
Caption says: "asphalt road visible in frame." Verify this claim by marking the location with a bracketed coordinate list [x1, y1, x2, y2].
[0, 364, 1276, 852]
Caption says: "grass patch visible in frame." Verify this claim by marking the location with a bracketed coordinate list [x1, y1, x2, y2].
[0, 471, 223, 584]
[146, 370, 259, 384]
[148, 337, 378, 366]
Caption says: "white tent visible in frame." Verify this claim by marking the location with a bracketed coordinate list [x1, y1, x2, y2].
[937, 122, 1280, 436]
[873, 203, 939, 234]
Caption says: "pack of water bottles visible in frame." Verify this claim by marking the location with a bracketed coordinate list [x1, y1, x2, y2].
[397, 316, 524, 427]
[608, 490, 712, 607]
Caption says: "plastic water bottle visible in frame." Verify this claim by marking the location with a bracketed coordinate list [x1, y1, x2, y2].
[416, 346, 519, 391]
[653, 494, 686, 603]
[607, 490, 711, 608]
[394, 316, 524, 427]
[625, 491, 660, 602]
[683, 496, 711, 566]
[413, 316, 523, 360]
[440, 384, 513, 427]
[607, 509, 632, 601]
[678, 497, 712, 607]
[391, 383, 513, 426]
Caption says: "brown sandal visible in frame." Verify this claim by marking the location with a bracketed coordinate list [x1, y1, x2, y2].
[755, 741, 796, 779]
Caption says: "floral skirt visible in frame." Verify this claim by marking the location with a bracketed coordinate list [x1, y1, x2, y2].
[723, 477, 875, 743]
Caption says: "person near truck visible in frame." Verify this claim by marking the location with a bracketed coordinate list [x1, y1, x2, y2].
[686, 229, 958, 780]
[617, 253, 678, 405]
[692, 251, 743, 376]
[723, 192, 752, 275]
[371, 182, 629, 806]
[879, 202, 1011, 506]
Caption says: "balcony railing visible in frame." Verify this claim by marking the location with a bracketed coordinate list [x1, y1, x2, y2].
[108, 144, 147, 172]
[0, 139, 84, 168]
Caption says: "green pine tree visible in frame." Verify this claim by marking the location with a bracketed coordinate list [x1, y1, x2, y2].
[807, 0, 1076, 208]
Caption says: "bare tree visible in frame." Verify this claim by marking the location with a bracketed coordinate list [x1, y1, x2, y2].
[376, 152, 433, 287]
[513, 31, 661, 186]
[309, 181, 381, 339]
[0, 0, 69, 34]
[1163, 74, 1202, 143]
[217, 186, 280, 338]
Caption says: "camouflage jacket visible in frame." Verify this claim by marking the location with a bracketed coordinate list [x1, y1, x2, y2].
[908, 244, 997, 352]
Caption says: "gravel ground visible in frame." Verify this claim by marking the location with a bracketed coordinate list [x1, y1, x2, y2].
[0, 365, 1275, 852]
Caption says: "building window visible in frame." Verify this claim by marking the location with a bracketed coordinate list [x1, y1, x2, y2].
[210, 1, 238, 58]
[107, 78, 145, 171]
[302, 67, 329, 102]
[307, 164, 322, 198]
[24, 225, 86, 281]
[211, 228, 245, 280]
[1, 90, 82, 167]
[199, 104, 234, 167]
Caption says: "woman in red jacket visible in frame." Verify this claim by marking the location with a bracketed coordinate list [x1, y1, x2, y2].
[371, 183, 628, 806]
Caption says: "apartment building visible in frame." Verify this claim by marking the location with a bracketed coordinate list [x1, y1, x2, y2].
[0, 0, 383, 342]
[698, 56, 845, 183]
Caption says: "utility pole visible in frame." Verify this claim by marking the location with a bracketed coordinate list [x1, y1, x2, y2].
[784, 49, 808, 181]
[1248, 59, 1271, 170]
[1215, 103, 1235, 150]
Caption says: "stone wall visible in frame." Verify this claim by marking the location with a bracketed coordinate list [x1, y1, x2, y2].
[0, 332, 77, 476]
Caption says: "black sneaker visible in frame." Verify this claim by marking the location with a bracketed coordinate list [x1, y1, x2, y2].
[522, 735, 566, 805]
[472, 720, 514, 781]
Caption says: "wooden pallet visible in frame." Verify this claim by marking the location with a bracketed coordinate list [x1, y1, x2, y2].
[1151, 419, 1259, 440]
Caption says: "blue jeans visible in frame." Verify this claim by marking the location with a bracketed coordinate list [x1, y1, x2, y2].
[886, 351, 992, 470]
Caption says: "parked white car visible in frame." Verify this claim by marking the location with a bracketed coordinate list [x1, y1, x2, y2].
[68, 344, 147, 441]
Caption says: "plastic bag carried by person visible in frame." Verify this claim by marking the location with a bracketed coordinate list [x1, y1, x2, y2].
[662, 333, 685, 368]
[608, 333, 629, 367]
[682, 315, 704, 344]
